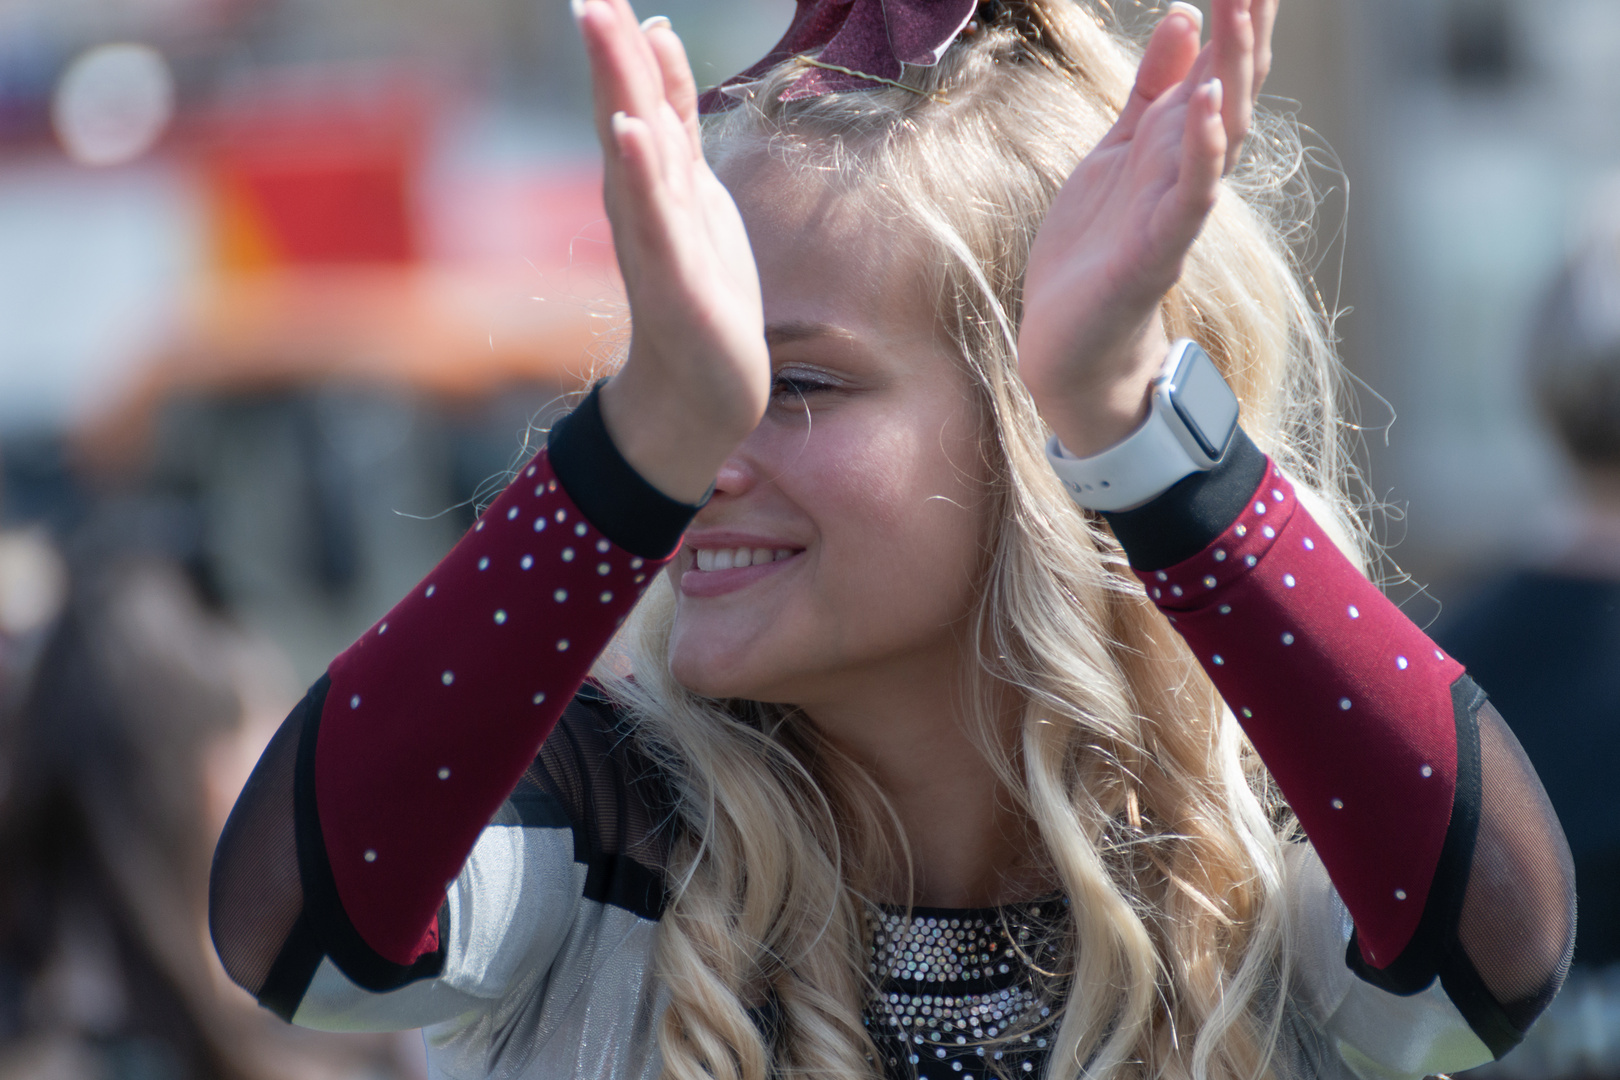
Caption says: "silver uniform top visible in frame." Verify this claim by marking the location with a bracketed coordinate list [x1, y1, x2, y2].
[281, 699, 1492, 1080]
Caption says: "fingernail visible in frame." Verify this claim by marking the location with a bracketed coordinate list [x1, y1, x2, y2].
[1167, 1, 1204, 27]
[1205, 76, 1224, 109]
[610, 110, 631, 135]
[640, 14, 671, 32]
[570, 0, 587, 19]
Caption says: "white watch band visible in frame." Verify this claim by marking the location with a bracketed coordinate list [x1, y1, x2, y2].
[1045, 339, 1237, 512]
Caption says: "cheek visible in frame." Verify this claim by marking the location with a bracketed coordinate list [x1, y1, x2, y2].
[665, 398, 990, 701]
[797, 410, 988, 636]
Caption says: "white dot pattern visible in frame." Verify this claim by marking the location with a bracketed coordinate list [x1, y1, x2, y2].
[320, 448, 681, 960]
[1130, 460, 1468, 962]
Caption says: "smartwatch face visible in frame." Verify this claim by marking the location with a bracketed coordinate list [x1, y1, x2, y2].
[1168, 344, 1240, 461]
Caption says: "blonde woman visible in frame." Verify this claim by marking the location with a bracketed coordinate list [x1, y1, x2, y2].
[209, 1, 1575, 1078]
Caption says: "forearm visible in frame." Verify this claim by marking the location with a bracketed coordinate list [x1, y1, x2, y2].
[211, 385, 699, 989]
[1105, 431, 1573, 1054]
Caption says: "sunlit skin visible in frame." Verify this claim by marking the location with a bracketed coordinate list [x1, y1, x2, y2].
[574, 0, 1277, 905]
[659, 156, 1048, 904]
[666, 153, 985, 709]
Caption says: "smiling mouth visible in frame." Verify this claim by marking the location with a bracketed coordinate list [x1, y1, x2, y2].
[690, 546, 800, 572]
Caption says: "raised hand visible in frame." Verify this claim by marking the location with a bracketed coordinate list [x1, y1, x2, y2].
[576, 0, 771, 504]
[1017, 0, 1278, 459]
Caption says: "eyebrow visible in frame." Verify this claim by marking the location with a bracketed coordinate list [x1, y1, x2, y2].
[765, 320, 856, 347]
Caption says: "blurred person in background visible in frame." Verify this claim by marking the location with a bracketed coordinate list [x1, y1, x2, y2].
[0, 522, 426, 1080]
[1437, 227, 1620, 1079]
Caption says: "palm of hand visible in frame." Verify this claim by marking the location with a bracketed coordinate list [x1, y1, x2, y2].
[1019, 92, 1208, 405]
[1018, 0, 1270, 457]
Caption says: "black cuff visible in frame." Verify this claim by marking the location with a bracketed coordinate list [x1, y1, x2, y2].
[1100, 429, 1268, 572]
[546, 383, 705, 560]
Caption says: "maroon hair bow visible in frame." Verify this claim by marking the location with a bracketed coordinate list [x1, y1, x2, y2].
[697, 0, 979, 113]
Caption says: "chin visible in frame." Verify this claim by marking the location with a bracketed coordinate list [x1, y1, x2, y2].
[666, 631, 798, 705]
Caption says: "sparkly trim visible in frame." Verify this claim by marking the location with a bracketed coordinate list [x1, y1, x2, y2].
[863, 902, 1065, 1079]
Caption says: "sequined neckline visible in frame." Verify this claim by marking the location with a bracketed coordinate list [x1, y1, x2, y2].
[862, 899, 1067, 1080]
[866, 899, 1065, 991]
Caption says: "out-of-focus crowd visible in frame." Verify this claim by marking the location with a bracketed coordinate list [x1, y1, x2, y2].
[0, 516, 428, 1080]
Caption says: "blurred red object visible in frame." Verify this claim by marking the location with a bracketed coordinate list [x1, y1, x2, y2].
[201, 71, 424, 268]
[78, 70, 625, 474]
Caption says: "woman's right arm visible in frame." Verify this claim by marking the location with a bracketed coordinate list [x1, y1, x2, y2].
[207, 389, 699, 1025]
[210, 0, 769, 1026]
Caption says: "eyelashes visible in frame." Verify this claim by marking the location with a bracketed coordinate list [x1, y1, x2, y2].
[770, 372, 838, 399]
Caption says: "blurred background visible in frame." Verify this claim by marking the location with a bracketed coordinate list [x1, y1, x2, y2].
[0, 0, 1615, 1076]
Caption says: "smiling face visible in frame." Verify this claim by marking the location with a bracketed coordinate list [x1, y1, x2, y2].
[665, 150, 992, 711]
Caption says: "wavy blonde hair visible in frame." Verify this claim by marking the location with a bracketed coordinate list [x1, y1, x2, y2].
[596, 2, 1361, 1078]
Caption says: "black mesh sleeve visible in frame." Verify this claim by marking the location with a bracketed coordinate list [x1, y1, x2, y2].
[1348, 680, 1576, 1058]
[208, 684, 320, 1017]
[207, 682, 672, 1021]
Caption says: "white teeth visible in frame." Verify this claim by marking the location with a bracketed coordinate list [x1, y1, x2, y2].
[693, 546, 798, 571]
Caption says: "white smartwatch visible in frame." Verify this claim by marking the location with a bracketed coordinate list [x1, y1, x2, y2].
[1046, 338, 1240, 512]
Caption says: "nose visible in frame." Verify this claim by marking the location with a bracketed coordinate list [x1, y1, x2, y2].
[710, 445, 760, 500]
[707, 418, 788, 504]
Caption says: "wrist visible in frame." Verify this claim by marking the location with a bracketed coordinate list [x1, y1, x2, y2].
[1022, 322, 1169, 458]
[598, 367, 748, 505]
[1045, 339, 1241, 513]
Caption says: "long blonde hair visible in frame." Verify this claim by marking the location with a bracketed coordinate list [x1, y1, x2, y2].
[597, 2, 1359, 1078]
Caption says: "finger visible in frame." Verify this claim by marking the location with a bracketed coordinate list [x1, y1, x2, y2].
[1251, 0, 1277, 97]
[1207, 0, 1255, 173]
[1162, 77, 1226, 257]
[577, 0, 668, 147]
[607, 111, 680, 273]
[651, 100, 696, 202]
[1103, 2, 1203, 148]
[643, 17, 703, 161]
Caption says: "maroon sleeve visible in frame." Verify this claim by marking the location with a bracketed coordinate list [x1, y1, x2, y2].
[1131, 460, 1462, 970]
[313, 389, 692, 968]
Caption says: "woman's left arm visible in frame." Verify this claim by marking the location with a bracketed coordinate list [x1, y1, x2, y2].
[1109, 444, 1574, 1067]
[1016, 0, 1573, 1068]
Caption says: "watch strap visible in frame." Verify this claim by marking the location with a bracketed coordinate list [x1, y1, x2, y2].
[1045, 339, 1237, 512]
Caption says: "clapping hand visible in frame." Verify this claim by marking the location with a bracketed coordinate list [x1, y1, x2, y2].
[576, 0, 771, 505]
[1017, 0, 1278, 458]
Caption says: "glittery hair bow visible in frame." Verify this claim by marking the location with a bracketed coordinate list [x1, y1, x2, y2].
[697, 0, 980, 113]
